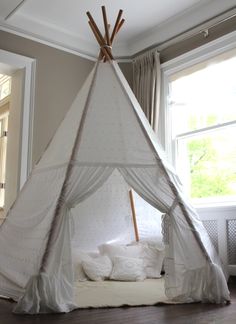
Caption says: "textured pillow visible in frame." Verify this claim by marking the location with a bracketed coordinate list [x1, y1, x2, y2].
[110, 256, 146, 281]
[72, 251, 91, 282]
[130, 242, 165, 278]
[98, 243, 142, 260]
[82, 255, 113, 281]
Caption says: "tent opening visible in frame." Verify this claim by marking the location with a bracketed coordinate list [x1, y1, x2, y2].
[70, 168, 167, 308]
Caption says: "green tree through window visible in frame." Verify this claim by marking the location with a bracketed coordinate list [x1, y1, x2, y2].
[187, 135, 236, 198]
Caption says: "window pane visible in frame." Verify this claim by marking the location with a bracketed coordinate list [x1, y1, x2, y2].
[0, 78, 11, 101]
[170, 55, 236, 136]
[177, 126, 236, 200]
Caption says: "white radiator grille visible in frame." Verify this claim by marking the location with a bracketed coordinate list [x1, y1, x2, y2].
[227, 219, 236, 265]
[202, 220, 219, 252]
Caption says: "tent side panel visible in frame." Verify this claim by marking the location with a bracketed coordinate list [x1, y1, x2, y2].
[0, 166, 67, 299]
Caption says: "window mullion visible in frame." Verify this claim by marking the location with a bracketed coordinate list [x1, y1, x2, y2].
[176, 119, 236, 140]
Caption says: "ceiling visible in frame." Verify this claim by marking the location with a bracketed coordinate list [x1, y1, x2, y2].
[0, 0, 235, 60]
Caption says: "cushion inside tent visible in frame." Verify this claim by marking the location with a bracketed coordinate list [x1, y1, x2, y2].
[71, 169, 167, 308]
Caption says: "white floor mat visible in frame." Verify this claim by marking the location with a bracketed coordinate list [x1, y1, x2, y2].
[74, 278, 168, 308]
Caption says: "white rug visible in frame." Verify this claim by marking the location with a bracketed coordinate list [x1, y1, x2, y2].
[74, 278, 168, 308]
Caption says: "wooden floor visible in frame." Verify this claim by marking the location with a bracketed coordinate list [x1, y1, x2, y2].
[0, 278, 236, 324]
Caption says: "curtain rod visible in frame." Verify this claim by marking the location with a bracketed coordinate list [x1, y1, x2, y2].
[132, 7, 236, 59]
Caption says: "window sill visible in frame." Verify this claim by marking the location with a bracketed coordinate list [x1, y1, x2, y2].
[194, 200, 236, 212]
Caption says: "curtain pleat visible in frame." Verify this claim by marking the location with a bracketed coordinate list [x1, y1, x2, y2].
[133, 50, 161, 133]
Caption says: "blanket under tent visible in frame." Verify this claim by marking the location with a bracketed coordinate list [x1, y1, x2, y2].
[74, 278, 167, 308]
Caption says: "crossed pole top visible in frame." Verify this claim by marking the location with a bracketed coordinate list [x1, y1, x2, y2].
[86, 6, 125, 61]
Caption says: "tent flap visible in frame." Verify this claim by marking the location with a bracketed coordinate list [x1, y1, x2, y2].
[13, 273, 77, 314]
[120, 167, 230, 303]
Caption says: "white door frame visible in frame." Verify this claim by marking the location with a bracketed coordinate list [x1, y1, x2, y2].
[0, 49, 36, 189]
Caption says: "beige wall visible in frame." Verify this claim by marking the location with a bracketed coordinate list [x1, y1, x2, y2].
[119, 62, 133, 87]
[0, 30, 133, 167]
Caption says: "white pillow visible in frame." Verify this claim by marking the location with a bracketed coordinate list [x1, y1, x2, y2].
[130, 242, 165, 278]
[72, 250, 98, 281]
[82, 255, 112, 281]
[99, 243, 142, 260]
[110, 256, 146, 281]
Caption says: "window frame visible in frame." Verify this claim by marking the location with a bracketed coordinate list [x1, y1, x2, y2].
[0, 95, 10, 209]
[161, 30, 236, 207]
[0, 50, 36, 190]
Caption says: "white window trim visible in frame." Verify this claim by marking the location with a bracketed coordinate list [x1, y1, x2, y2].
[176, 120, 236, 140]
[161, 30, 236, 159]
[0, 49, 36, 189]
[160, 30, 236, 208]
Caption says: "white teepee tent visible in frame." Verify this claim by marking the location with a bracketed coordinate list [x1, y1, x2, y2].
[0, 7, 230, 314]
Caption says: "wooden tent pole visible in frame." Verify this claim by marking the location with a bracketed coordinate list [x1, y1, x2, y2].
[117, 18, 125, 34]
[129, 189, 139, 242]
[88, 21, 110, 61]
[88, 7, 125, 62]
[99, 25, 125, 60]
[102, 6, 111, 46]
[87, 11, 113, 60]
[103, 18, 125, 62]
[99, 25, 111, 61]
[110, 9, 123, 43]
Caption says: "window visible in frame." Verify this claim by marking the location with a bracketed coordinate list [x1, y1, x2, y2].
[0, 74, 11, 101]
[166, 48, 236, 205]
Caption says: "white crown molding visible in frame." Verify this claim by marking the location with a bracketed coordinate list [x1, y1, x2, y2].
[0, 24, 95, 62]
[0, 22, 97, 62]
[0, 21, 133, 62]
[0, 14, 133, 61]
[0, 0, 235, 60]
[1, 13, 100, 60]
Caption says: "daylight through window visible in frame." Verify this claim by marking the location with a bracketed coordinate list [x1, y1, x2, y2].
[168, 50, 236, 204]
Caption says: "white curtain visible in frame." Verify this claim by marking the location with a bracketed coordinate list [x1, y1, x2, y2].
[133, 50, 161, 132]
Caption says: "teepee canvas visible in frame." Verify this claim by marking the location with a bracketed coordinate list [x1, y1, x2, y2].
[0, 7, 230, 314]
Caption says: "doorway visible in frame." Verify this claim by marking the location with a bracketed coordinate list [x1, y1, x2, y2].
[0, 50, 35, 220]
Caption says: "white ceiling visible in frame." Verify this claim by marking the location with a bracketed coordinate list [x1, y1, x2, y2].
[0, 0, 235, 60]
